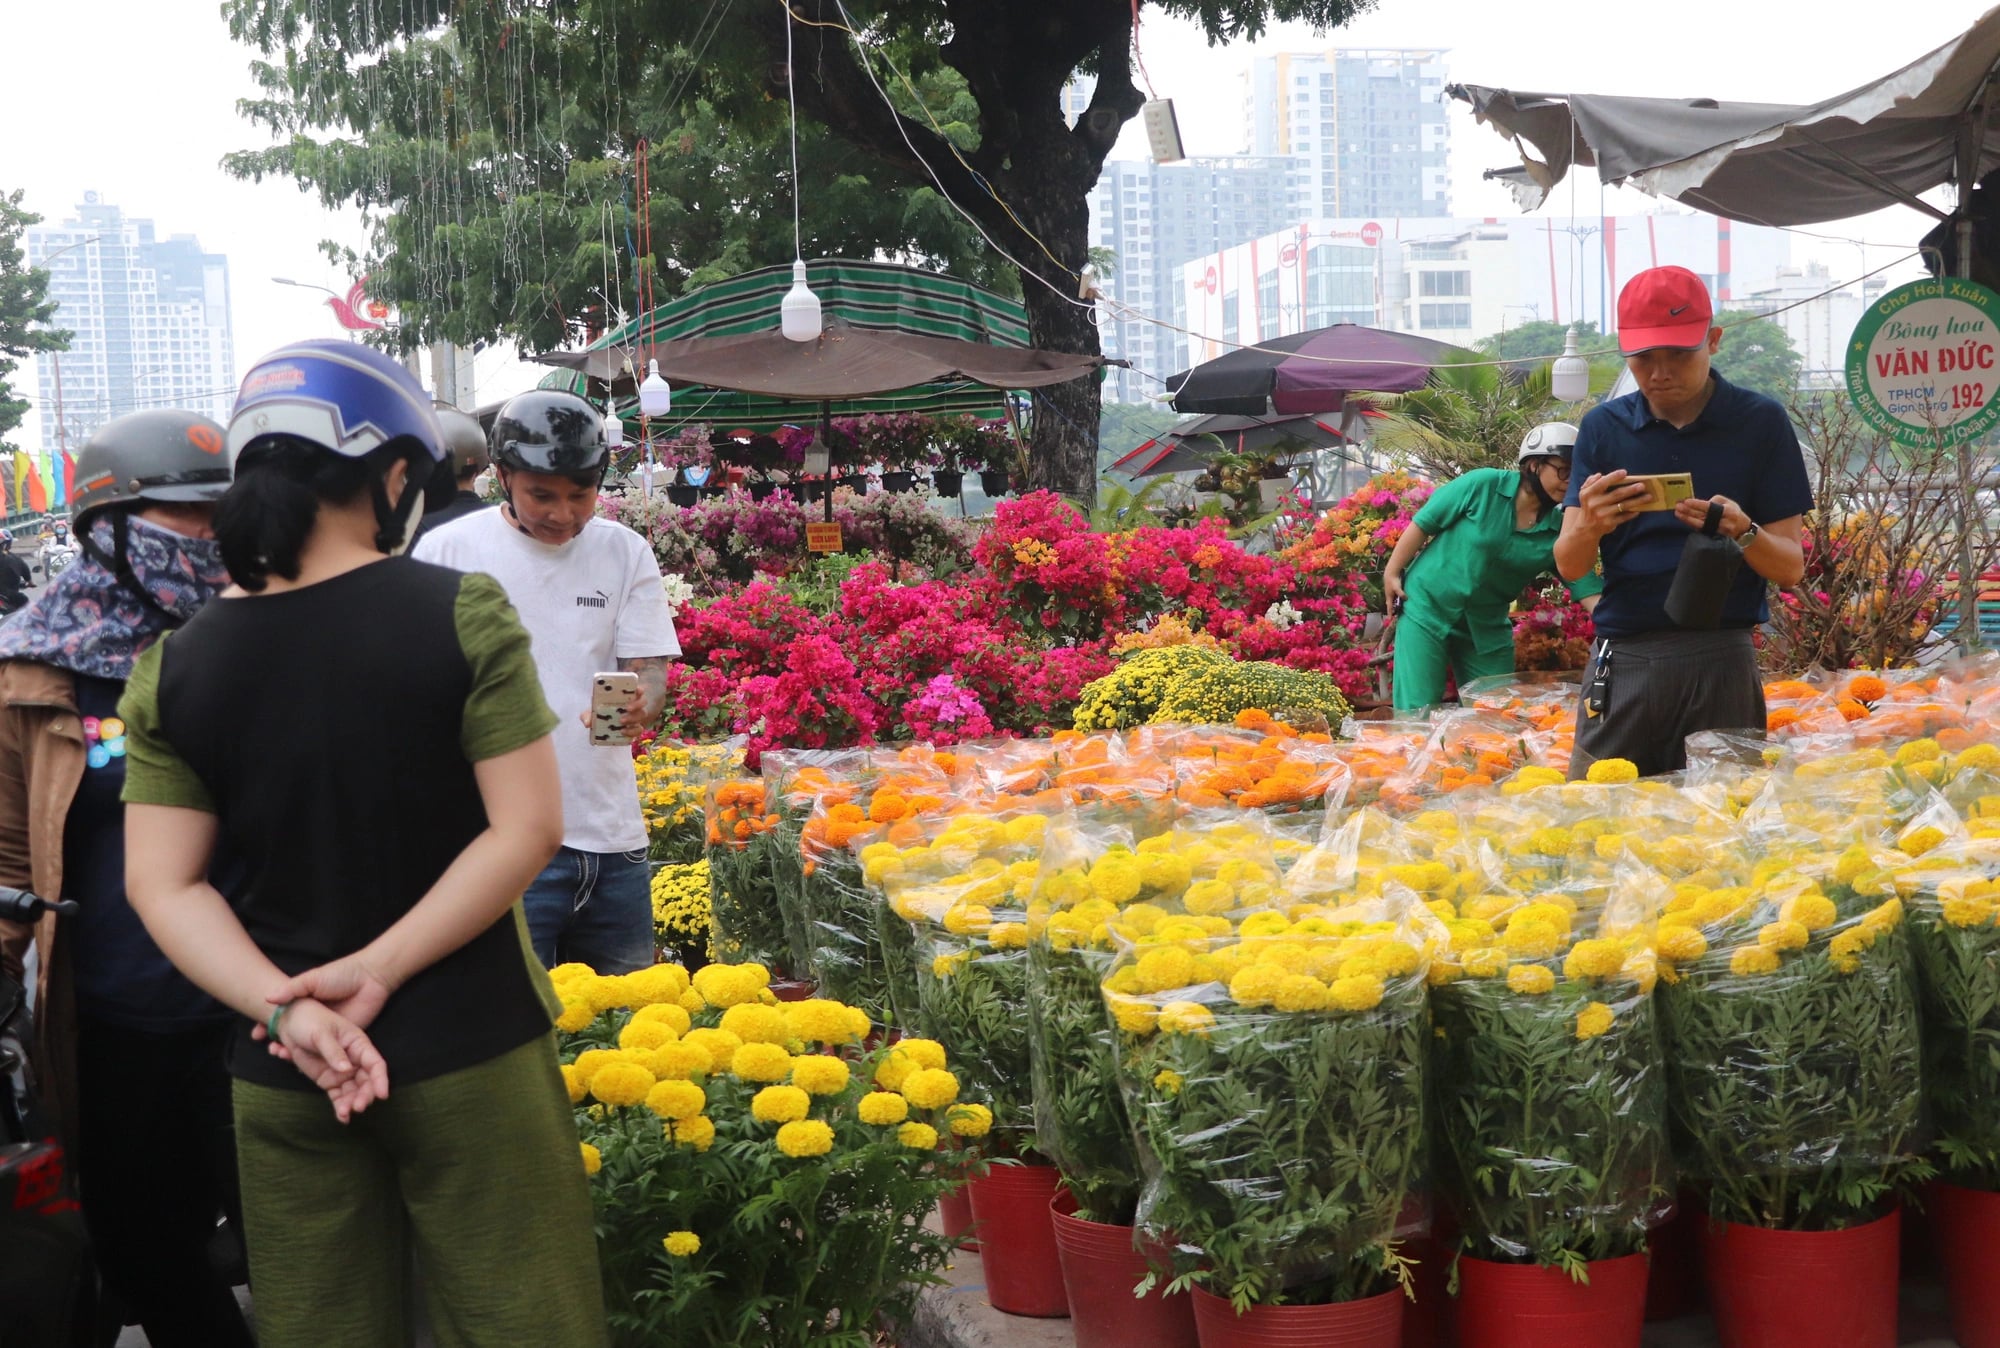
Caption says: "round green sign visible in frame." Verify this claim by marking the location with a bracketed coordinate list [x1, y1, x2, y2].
[1846, 277, 2000, 446]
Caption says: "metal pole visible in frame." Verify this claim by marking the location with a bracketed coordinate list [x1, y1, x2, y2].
[1955, 104, 1987, 651]
[821, 400, 835, 525]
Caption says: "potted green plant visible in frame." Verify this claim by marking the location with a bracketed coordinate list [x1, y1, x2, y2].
[657, 424, 714, 506]
[1657, 869, 1927, 1348]
[1028, 818, 1201, 1348]
[1433, 884, 1672, 1348]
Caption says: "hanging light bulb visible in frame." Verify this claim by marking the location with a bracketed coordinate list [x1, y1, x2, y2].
[604, 407, 626, 449]
[781, 260, 823, 343]
[1551, 326, 1590, 403]
[638, 359, 673, 417]
[778, 8, 822, 344]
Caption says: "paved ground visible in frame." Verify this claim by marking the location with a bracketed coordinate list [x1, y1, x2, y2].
[902, 1241, 1962, 1348]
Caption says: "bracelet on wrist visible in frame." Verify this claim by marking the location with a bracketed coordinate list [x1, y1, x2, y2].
[266, 1003, 289, 1043]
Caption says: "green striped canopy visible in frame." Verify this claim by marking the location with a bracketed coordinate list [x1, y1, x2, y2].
[536, 259, 1035, 432]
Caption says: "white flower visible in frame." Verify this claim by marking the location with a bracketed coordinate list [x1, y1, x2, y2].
[1264, 600, 1302, 631]
[661, 572, 696, 619]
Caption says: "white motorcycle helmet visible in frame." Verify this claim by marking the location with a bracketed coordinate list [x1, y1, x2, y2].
[1517, 422, 1580, 464]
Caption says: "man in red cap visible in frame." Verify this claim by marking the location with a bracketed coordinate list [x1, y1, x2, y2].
[1553, 265, 1811, 777]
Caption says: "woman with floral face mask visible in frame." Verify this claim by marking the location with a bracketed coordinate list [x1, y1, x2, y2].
[0, 409, 247, 1346]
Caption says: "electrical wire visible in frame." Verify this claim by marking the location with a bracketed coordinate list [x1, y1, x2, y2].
[785, 5, 1928, 386]
[786, 0, 803, 260]
[808, 0, 1097, 306]
[1108, 250, 1922, 383]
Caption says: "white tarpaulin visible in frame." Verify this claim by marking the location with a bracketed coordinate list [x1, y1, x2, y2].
[1448, 6, 2000, 226]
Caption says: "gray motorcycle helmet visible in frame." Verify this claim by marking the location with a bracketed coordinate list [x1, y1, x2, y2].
[435, 404, 490, 479]
[71, 409, 233, 535]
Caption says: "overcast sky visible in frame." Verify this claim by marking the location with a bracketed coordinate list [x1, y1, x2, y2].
[1, 0, 1981, 446]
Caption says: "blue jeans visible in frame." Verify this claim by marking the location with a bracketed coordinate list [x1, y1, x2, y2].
[521, 846, 655, 974]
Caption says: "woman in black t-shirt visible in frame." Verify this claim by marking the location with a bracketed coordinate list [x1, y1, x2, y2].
[120, 341, 606, 1347]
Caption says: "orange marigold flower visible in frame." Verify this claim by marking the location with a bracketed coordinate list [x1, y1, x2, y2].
[1845, 675, 1889, 705]
[1837, 698, 1870, 722]
[1767, 707, 1802, 732]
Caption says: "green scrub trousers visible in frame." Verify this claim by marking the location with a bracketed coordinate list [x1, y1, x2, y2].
[1391, 620, 1518, 714]
[1388, 467, 1600, 713]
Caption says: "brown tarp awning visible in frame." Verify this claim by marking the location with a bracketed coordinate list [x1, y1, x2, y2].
[530, 319, 1103, 398]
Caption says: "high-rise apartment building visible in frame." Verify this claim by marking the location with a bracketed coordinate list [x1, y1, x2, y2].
[1061, 75, 1097, 129]
[1247, 49, 1449, 221]
[28, 194, 235, 472]
[1089, 157, 1297, 404]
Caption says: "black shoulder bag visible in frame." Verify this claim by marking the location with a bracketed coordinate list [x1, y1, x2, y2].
[1663, 500, 1743, 630]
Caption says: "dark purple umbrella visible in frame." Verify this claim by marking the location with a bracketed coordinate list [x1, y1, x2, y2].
[1110, 413, 1349, 477]
[1166, 323, 1467, 417]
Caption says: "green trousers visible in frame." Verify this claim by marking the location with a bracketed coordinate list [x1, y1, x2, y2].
[233, 1033, 608, 1348]
[1391, 617, 1516, 713]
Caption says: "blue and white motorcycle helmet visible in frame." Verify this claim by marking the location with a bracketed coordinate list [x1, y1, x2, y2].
[226, 339, 453, 551]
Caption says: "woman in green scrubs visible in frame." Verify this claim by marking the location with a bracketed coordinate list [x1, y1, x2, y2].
[1382, 423, 1601, 712]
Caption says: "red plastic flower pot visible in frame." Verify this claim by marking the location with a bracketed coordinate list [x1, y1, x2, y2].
[1398, 1235, 1450, 1348]
[1702, 1209, 1900, 1348]
[1188, 1284, 1403, 1348]
[1645, 1195, 1706, 1322]
[768, 978, 817, 1003]
[937, 1185, 977, 1251]
[1050, 1191, 1198, 1348]
[1932, 1183, 2000, 1348]
[1455, 1252, 1648, 1348]
[966, 1164, 1069, 1317]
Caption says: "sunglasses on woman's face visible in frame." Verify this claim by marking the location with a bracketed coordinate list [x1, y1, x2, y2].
[1546, 460, 1573, 478]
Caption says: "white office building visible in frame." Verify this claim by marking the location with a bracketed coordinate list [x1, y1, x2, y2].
[1246, 48, 1450, 221]
[1737, 262, 1882, 390]
[1179, 212, 1792, 369]
[28, 194, 235, 474]
[1089, 157, 1298, 404]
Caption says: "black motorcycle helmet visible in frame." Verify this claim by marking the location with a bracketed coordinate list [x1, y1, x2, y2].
[489, 390, 609, 485]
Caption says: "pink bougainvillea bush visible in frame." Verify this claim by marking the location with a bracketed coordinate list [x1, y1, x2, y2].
[634, 487, 1383, 758]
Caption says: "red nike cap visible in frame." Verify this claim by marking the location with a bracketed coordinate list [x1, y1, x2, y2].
[1617, 265, 1715, 355]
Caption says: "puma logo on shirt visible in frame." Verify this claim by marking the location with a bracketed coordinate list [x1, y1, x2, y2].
[576, 590, 609, 609]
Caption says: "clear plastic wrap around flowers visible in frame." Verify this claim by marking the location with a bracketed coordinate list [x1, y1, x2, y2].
[1429, 864, 1674, 1268]
[795, 755, 954, 1020]
[702, 777, 791, 972]
[1656, 857, 1927, 1230]
[1025, 812, 1147, 1223]
[1900, 838, 2000, 1187]
[1105, 887, 1438, 1308]
[878, 809, 1052, 1138]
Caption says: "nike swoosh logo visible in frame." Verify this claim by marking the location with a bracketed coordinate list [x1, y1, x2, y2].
[1668, 304, 1690, 316]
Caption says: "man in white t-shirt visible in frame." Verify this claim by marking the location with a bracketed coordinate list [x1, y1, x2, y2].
[415, 389, 677, 974]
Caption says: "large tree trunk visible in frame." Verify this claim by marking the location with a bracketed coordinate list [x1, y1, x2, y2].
[1018, 271, 1102, 500]
[758, 1, 1146, 512]
[999, 108, 1108, 504]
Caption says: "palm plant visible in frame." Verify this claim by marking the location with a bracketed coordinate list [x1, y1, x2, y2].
[1361, 352, 1620, 481]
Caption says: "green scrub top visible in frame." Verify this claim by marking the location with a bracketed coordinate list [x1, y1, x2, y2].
[1402, 467, 1601, 653]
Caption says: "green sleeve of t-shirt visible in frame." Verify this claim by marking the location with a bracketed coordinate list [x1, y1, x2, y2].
[1564, 566, 1605, 602]
[1411, 471, 1477, 535]
[456, 572, 560, 763]
[118, 637, 216, 813]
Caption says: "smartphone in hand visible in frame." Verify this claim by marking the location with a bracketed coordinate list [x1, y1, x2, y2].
[589, 672, 641, 747]
[1624, 473, 1695, 512]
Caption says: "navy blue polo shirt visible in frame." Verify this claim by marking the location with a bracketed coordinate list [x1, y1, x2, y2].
[1565, 374, 1812, 638]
